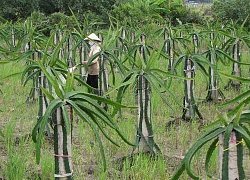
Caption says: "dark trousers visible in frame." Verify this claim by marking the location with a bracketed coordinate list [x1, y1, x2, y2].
[87, 75, 99, 94]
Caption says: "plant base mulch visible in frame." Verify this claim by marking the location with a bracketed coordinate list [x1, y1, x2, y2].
[165, 117, 205, 131]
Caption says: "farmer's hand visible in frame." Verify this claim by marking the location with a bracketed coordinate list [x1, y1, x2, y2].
[69, 66, 77, 73]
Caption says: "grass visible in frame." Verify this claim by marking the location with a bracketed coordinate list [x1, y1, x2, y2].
[0, 51, 250, 179]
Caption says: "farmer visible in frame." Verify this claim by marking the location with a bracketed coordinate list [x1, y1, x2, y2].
[83, 33, 102, 94]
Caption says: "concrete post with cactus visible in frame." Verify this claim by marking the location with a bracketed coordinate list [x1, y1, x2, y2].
[231, 41, 241, 90]
[218, 130, 244, 180]
[164, 28, 175, 72]
[206, 32, 225, 102]
[54, 31, 73, 179]
[79, 41, 88, 81]
[67, 34, 74, 68]
[135, 35, 156, 153]
[53, 106, 73, 179]
[182, 34, 202, 120]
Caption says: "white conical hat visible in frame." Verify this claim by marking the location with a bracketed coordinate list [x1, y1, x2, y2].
[84, 33, 101, 42]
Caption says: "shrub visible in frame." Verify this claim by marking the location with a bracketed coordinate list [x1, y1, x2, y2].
[111, 1, 167, 27]
[170, 6, 205, 26]
[48, 12, 76, 30]
[212, 0, 250, 29]
[111, 0, 204, 27]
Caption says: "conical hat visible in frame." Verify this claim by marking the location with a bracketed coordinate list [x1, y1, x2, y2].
[84, 33, 101, 42]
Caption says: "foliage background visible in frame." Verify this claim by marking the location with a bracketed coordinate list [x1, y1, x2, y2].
[0, 0, 204, 28]
[1, 0, 249, 30]
[212, 0, 250, 29]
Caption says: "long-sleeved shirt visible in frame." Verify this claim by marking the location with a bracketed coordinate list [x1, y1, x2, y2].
[87, 43, 101, 75]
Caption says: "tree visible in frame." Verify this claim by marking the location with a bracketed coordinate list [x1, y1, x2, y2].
[202, 23, 227, 102]
[172, 25, 210, 120]
[110, 31, 183, 153]
[212, 0, 250, 29]
[0, 0, 39, 21]
[157, 25, 181, 73]
[111, 0, 168, 27]
[222, 21, 250, 90]
[38, 0, 59, 15]
[171, 106, 250, 179]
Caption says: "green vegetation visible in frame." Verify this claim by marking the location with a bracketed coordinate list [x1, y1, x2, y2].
[212, 0, 250, 29]
[0, 0, 203, 28]
[1, 0, 250, 179]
